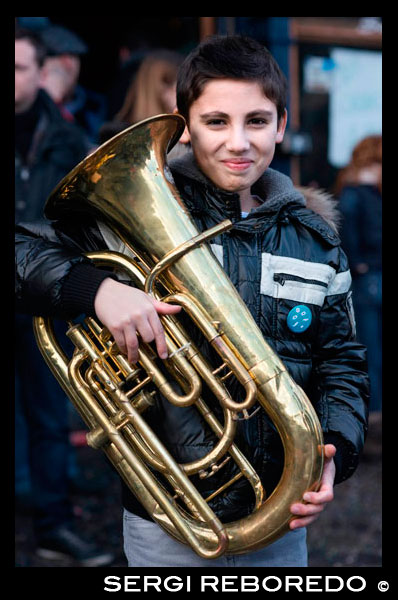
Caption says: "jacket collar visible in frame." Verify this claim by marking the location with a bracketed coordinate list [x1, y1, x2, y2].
[169, 150, 341, 245]
[169, 150, 306, 217]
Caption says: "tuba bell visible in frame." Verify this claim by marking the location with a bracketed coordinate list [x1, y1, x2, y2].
[33, 114, 324, 558]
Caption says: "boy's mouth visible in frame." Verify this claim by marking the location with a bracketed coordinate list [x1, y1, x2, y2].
[221, 159, 253, 171]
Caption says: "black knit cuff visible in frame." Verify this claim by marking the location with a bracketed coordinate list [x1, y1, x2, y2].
[61, 262, 118, 317]
[323, 431, 352, 485]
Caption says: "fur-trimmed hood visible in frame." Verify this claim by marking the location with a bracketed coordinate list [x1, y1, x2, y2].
[296, 186, 341, 234]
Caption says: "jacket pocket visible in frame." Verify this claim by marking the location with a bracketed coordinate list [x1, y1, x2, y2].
[273, 272, 328, 307]
[271, 273, 327, 341]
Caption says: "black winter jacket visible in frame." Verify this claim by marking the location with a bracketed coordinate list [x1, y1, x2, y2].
[15, 89, 89, 224]
[15, 152, 369, 523]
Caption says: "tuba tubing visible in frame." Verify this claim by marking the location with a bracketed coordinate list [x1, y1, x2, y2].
[33, 114, 324, 557]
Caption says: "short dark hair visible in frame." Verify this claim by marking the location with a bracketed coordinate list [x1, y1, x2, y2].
[15, 27, 47, 67]
[176, 35, 288, 124]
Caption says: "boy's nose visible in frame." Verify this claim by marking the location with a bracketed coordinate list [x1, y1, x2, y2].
[225, 125, 250, 153]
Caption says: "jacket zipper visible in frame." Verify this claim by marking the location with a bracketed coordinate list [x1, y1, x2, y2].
[273, 273, 328, 287]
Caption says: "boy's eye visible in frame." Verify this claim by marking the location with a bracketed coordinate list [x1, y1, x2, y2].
[206, 119, 226, 126]
[249, 118, 267, 126]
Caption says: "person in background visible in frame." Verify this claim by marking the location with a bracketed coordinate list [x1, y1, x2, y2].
[117, 49, 183, 122]
[15, 27, 113, 566]
[15, 27, 90, 222]
[99, 50, 189, 160]
[106, 29, 158, 120]
[335, 135, 382, 413]
[39, 23, 107, 146]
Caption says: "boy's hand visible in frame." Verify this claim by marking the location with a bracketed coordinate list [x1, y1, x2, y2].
[94, 277, 181, 364]
[289, 444, 336, 530]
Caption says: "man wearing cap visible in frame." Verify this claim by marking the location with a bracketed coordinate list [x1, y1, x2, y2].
[40, 24, 107, 144]
[15, 27, 89, 221]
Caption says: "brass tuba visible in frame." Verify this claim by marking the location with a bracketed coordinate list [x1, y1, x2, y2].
[33, 114, 324, 559]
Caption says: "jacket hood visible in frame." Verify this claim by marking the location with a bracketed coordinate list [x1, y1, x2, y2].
[296, 186, 341, 234]
[169, 150, 340, 233]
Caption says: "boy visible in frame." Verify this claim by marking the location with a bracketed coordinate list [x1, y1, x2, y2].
[16, 35, 369, 567]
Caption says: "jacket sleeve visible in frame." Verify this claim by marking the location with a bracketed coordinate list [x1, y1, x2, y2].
[310, 246, 369, 483]
[15, 217, 116, 319]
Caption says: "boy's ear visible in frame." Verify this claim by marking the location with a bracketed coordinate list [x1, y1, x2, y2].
[276, 109, 288, 144]
[179, 127, 191, 144]
[173, 108, 191, 144]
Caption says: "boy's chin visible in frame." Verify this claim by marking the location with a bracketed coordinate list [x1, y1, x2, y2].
[218, 176, 261, 195]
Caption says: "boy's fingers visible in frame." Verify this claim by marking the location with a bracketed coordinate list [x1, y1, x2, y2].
[124, 326, 139, 364]
[303, 488, 334, 505]
[290, 502, 324, 516]
[290, 515, 318, 529]
[147, 311, 169, 359]
[154, 300, 182, 314]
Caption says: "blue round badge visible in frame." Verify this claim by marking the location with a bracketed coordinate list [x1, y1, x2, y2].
[287, 305, 312, 333]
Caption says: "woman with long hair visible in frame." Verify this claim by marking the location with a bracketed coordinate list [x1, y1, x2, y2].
[99, 50, 188, 159]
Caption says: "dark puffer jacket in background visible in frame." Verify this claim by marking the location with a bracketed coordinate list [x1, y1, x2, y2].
[15, 152, 369, 524]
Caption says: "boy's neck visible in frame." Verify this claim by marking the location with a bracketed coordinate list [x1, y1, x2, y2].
[239, 189, 262, 213]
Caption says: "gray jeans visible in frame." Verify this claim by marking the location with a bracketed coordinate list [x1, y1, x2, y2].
[123, 509, 308, 567]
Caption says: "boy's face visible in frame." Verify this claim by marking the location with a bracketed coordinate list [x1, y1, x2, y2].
[184, 79, 287, 198]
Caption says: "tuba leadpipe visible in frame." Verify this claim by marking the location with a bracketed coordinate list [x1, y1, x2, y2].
[33, 114, 324, 557]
